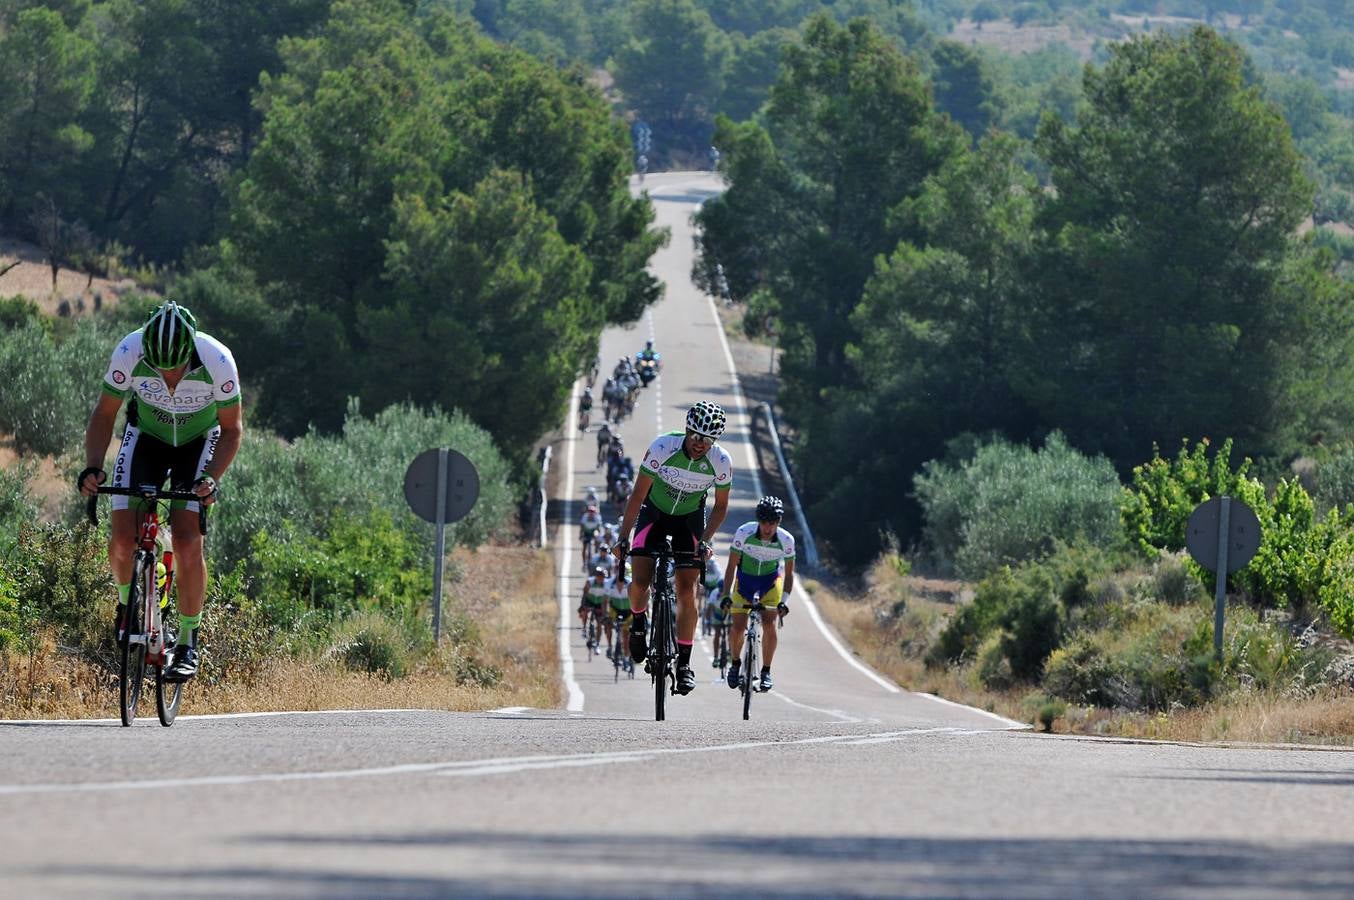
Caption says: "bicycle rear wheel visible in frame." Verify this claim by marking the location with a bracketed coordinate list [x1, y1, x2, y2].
[120, 554, 151, 726]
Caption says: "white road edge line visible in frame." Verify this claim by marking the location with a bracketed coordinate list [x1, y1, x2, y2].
[694, 187, 1027, 730]
[0, 727, 1000, 795]
[692, 624, 865, 724]
[558, 384, 586, 713]
[0, 708, 433, 725]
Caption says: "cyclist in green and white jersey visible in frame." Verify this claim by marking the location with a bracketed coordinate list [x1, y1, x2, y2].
[721, 496, 795, 692]
[578, 567, 609, 650]
[613, 401, 732, 695]
[603, 568, 631, 660]
[78, 301, 243, 682]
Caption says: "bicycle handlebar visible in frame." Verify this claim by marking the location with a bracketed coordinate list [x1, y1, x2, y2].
[86, 485, 209, 536]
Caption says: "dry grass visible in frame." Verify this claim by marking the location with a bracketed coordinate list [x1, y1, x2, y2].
[809, 557, 1354, 745]
[0, 542, 561, 719]
[949, 17, 1097, 59]
[1069, 690, 1354, 747]
[0, 236, 141, 315]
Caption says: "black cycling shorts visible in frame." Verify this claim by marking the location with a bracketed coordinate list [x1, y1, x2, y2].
[632, 498, 705, 557]
[111, 424, 218, 513]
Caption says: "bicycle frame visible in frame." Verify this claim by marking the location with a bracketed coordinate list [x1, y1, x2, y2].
[630, 541, 700, 721]
[89, 484, 207, 726]
[739, 600, 768, 720]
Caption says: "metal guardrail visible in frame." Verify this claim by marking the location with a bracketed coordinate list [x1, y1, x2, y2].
[538, 445, 552, 548]
[758, 402, 819, 569]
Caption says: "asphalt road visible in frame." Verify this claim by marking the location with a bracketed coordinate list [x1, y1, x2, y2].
[1, 173, 1351, 899]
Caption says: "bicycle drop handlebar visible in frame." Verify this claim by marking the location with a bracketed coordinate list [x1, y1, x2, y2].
[86, 485, 209, 535]
[627, 545, 704, 569]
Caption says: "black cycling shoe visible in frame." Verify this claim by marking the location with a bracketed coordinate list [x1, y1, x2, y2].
[726, 661, 741, 690]
[164, 643, 199, 682]
[675, 665, 697, 695]
[113, 603, 128, 644]
[759, 670, 774, 692]
[628, 613, 648, 663]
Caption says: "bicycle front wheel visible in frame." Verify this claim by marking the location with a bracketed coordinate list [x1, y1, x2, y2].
[742, 634, 756, 721]
[119, 554, 152, 726]
[652, 595, 672, 722]
[156, 664, 183, 726]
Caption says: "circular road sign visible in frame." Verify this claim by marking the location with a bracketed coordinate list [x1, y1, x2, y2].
[1185, 497, 1262, 573]
[404, 448, 480, 525]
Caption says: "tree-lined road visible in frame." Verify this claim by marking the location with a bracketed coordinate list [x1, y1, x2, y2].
[0, 173, 1351, 899]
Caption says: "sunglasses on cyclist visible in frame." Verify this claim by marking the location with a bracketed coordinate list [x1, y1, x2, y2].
[686, 430, 716, 444]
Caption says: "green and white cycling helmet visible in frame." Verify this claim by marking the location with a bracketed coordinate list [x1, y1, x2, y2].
[685, 401, 726, 440]
[142, 300, 197, 370]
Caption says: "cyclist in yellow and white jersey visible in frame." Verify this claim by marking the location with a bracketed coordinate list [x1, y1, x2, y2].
[720, 496, 795, 692]
[613, 401, 732, 695]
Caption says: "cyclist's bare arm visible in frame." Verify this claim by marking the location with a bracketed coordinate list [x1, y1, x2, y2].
[721, 550, 741, 598]
[81, 392, 123, 494]
[205, 403, 244, 484]
[702, 488, 730, 545]
[782, 557, 795, 596]
[614, 472, 654, 558]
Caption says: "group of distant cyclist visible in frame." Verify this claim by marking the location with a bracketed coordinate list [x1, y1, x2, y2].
[577, 345, 796, 698]
[70, 280, 789, 706]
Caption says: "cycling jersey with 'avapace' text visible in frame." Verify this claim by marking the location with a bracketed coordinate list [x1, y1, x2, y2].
[639, 431, 732, 516]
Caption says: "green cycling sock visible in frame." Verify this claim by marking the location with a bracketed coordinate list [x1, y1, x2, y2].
[178, 612, 202, 646]
[116, 583, 130, 606]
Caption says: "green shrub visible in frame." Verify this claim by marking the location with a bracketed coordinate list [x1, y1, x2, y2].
[6, 520, 112, 667]
[0, 296, 45, 332]
[927, 567, 1016, 666]
[929, 551, 1085, 675]
[1121, 438, 1264, 559]
[976, 633, 1014, 690]
[1044, 636, 1123, 706]
[330, 611, 424, 679]
[0, 319, 110, 456]
[1020, 691, 1066, 732]
[997, 571, 1065, 680]
[0, 462, 38, 557]
[1314, 448, 1354, 512]
[249, 507, 432, 628]
[1121, 438, 1354, 626]
[198, 568, 277, 687]
[1148, 552, 1203, 605]
[0, 567, 20, 653]
[914, 432, 1122, 579]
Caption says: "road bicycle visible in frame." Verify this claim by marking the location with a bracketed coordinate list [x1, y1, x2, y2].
[729, 598, 785, 721]
[88, 483, 207, 727]
[584, 606, 602, 662]
[611, 611, 634, 682]
[630, 540, 700, 721]
[711, 616, 731, 679]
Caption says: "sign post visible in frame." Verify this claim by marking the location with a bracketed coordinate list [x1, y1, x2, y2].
[1185, 496, 1262, 663]
[404, 448, 480, 642]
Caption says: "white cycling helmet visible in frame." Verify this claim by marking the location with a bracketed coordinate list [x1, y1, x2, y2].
[685, 401, 726, 439]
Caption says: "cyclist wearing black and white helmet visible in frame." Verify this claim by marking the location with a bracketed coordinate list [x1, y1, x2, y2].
[613, 400, 732, 696]
[78, 300, 244, 683]
[720, 495, 795, 692]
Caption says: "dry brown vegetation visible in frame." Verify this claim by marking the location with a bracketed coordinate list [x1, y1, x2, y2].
[0, 236, 140, 315]
[0, 543, 560, 719]
[809, 558, 1354, 746]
